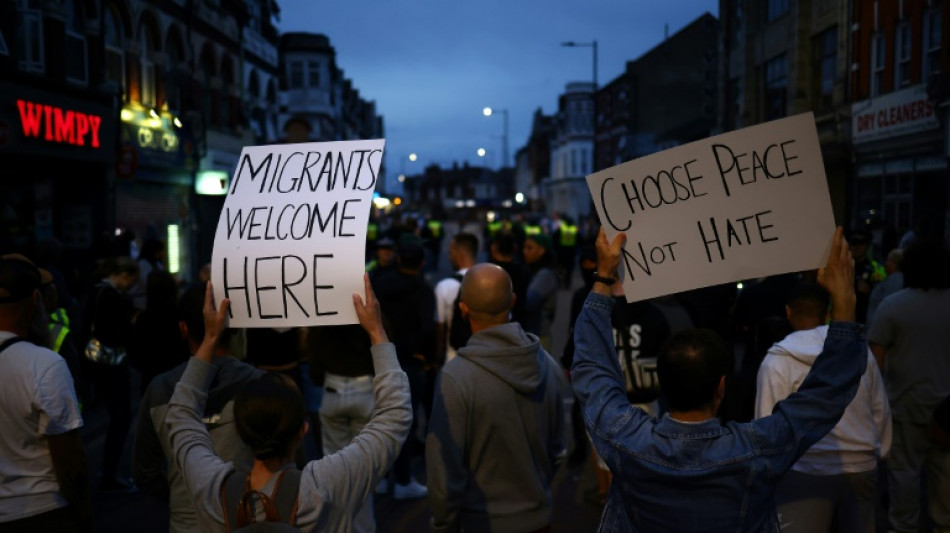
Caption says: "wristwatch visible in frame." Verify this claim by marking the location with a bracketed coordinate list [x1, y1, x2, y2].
[592, 272, 616, 286]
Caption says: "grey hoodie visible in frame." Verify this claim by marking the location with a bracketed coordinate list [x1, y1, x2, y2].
[755, 325, 892, 474]
[426, 322, 567, 533]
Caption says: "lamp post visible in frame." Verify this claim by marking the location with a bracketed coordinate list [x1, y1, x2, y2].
[561, 40, 598, 172]
[482, 106, 508, 169]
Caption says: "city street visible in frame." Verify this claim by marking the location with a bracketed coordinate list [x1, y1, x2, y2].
[82, 219, 605, 532]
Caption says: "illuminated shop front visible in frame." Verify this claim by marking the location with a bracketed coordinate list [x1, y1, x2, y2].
[116, 102, 197, 278]
[0, 82, 116, 272]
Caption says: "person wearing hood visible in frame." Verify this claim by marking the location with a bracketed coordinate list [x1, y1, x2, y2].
[755, 282, 891, 533]
[426, 263, 567, 533]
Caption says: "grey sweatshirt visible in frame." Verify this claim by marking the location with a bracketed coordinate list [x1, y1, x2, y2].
[755, 325, 892, 474]
[166, 342, 411, 533]
[426, 322, 567, 533]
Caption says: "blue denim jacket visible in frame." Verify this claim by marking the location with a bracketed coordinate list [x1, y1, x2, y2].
[572, 293, 867, 532]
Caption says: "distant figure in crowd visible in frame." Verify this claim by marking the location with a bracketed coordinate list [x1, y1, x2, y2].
[0, 254, 92, 532]
[849, 230, 884, 324]
[132, 285, 261, 533]
[82, 255, 139, 493]
[868, 240, 950, 533]
[756, 282, 891, 533]
[434, 232, 479, 364]
[307, 324, 378, 533]
[488, 230, 530, 326]
[129, 270, 188, 392]
[427, 263, 566, 532]
[866, 247, 903, 327]
[131, 237, 167, 311]
[366, 237, 397, 283]
[166, 277, 411, 532]
[572, 227, 868, 532]
[522, 233, 559, 353]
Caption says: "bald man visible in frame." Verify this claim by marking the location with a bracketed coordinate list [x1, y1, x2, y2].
[425, 263, 566, 533]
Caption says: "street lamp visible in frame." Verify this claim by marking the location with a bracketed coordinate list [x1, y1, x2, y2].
[482, 106, 508, 169]
[560, 40, 598, 89]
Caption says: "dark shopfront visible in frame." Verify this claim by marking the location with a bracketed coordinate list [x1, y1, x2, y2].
[851, 84, 950, 254]
[0, 82, 116, 283]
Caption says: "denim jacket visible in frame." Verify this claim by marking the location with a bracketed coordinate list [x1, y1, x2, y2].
[572, 293, 867, 533]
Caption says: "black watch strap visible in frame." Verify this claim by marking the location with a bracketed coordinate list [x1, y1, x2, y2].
[593, 272, 616, 286]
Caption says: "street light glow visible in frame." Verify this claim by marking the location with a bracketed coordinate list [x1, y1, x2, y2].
[483, 107, 493, 117]
[397, 174, 406, 183]
[477, 148, 486, 157]
[408, 153, 417, 162]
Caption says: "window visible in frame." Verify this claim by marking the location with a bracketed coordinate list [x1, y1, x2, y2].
[923, 9, 942, 79]
[0, 29, 8, 56]
[732, 0, 744, 44]
[871, 32, 885, 96]
[765, 54, 787, 120]
[895, 21, 911, 87]
[65, 0, 88, 85]
[17, 8, 44, 72]
[289, 61, 304, 89]
[140, 28, 157, 107]
[307, 60, 320, 88]
[104, 7, 125, 92]
[571, 148, 577, 175]
[815, 26, 837, 110]
[767, 0, 789, 22]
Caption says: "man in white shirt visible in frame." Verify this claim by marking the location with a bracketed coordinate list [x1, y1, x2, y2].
[0, 254, 91, 532]
[434, 232, 479, 363]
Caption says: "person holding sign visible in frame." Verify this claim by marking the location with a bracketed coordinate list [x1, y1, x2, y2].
[571, 227, 868, 532]
[166, 277, 411, 532]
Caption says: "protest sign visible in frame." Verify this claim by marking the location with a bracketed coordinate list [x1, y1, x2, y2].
[211, 139, 384, 327]
[587, 112, 834, 302]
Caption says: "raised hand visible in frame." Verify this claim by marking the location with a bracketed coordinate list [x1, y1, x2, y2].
[196, 281, 229, 362]
[353, 273, 389, 345]
[595, 227, 626, 282]
[817, 226, 856, 322]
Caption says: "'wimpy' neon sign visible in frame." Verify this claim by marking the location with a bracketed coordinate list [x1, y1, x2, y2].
[17, 99, 102, 148]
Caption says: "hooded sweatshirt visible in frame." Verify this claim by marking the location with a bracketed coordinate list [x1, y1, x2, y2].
[426, 322, 567, 533]
[755, 325, 892, 474]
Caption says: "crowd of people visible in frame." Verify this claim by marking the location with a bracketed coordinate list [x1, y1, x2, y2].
[0, 210, 948, 533]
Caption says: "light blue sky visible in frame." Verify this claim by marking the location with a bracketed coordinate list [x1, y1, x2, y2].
[276, 1, 719, 192]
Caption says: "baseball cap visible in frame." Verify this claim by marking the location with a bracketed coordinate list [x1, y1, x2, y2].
[0, 253, 53, 303]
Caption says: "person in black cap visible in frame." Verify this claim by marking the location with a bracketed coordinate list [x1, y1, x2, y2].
[0, 254, 93, 532]
[366, 237, 397, 283]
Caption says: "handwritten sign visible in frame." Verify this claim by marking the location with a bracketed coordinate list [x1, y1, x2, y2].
[211, 139, 385, 327]
[587, 113, 834, 302]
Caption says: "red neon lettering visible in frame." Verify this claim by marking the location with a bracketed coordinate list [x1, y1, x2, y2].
[16, 100, 44, 137]
[54, 108, 75, 144]
[87, 115, 101, 148]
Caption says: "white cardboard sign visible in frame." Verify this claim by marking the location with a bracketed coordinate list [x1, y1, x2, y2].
[211, 139, 385, 327]
[587, 113, 834, 302]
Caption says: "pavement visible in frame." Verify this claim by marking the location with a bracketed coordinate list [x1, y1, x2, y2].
[81, 219, 605, 532]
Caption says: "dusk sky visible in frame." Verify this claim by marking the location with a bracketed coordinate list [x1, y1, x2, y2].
[276, 1, 719, 192]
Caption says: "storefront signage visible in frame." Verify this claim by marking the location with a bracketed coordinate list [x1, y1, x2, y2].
[586, 112, 835, 303]
[17, 99, 102, 148]
[852, 84, 939, 144]
[212, 139, 385, 328]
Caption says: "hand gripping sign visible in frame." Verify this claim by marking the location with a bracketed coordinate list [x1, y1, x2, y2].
[211, 139, 385, 327]
[587, 113, 835, 303]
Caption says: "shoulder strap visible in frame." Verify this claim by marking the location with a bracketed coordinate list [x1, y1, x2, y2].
[0, 337, 24, 355]
[221, 469, 302, 531]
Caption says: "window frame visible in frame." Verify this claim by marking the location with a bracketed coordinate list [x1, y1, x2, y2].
[894, 20, 911, 88]
[923, 8, 942, 79]
[17, 9, 44, 73]
[871, 31, 886, 97]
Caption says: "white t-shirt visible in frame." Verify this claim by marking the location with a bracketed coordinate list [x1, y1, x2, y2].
[0, 331, 83, 522]
[435, 268, 468, 363]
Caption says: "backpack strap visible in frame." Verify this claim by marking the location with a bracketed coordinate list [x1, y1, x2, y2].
[0, 337, 24, 356]
[221, 468, 302, 531]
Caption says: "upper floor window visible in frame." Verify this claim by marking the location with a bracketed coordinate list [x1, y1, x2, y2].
[17, 6, 44, 73]
[65, 0, 88, 85]
[140, 27, 157, 107]
[103, 7, 125, 93]
[815, 26, 837, 110]
[766, 0, 789, 22]
[923, 9, 942, 79]
[871, 31, 886, 96]
[765, 53, 788, 120]
[895, 21, 911, 88]
[288, 59, 320, 89]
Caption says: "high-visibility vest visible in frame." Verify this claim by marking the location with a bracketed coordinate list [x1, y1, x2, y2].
[487, 221, 504, 237]
[367, 223, 378, 241]
[47, 322, 69, 354]
[427, 220, 442, 238]
[50, 307, 70, 328]
[559, 224, 578, 246]
[524, 225, 542, 236]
